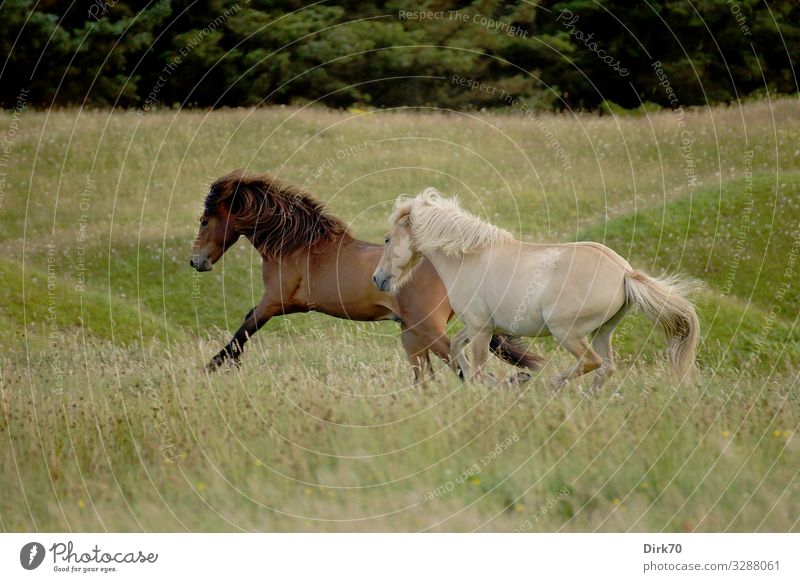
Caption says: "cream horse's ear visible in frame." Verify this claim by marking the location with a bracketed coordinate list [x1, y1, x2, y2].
[419, 187, 442, 202]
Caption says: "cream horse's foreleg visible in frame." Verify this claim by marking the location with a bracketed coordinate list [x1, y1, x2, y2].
[551, 334, 603, 388]
[450, 327, 471, 379]
[468, 327, 493, 383]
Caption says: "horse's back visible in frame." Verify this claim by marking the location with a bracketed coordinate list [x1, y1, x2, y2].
[566, 241, 633, 271]
[520, 241, 631, 270]
[485, 241, 629, 336]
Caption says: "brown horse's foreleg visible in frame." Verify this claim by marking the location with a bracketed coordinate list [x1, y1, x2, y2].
[208, 303, 276, 370]
[401, 327, 436, 385]
[404, 322, 461, 382]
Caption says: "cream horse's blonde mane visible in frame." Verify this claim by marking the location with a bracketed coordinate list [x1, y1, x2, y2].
[391, 188, 513, 256]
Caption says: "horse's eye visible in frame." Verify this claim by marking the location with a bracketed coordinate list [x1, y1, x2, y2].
[384, 237, 390, 245]
[200, 219, 209, 227]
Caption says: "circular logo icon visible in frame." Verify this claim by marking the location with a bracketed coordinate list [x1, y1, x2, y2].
[20, 542, 46, 570]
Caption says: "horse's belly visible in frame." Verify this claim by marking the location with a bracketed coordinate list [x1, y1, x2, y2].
[493, 308, 550, 337]
[312, 300, 395, 322]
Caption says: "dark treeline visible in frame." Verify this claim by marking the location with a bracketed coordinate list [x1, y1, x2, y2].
[1, 0, 797, 111]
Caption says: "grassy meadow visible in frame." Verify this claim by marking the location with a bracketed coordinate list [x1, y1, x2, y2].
[1, 98, 799, 531]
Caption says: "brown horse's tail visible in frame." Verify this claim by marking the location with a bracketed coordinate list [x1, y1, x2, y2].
[490, 334, 546, 370]
[624, 270, 701, 383]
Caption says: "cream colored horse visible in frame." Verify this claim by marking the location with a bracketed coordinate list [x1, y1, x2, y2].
[372, 189, 700, 389]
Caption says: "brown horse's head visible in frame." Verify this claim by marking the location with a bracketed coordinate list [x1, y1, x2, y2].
[190, 169, 349, 271]
[190, 184, 241, 272]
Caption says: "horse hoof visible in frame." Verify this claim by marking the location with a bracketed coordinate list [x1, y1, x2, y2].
[509, 371, 533, 385]
[206, 354, 231, 372]
[580, 386, 599, 399]
[484, 371, 501, 386]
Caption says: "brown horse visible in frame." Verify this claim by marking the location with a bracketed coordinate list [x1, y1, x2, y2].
[189, 170, 542, 382]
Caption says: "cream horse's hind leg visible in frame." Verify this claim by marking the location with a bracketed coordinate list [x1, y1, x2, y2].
[589, 327, 615, 391]
[589, 303, 630, 391]
[551, 334, 603, 388]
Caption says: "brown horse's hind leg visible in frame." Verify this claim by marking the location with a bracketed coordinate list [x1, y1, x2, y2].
[426, 331, 456, 375]
[208, 302, 277, 370]
[411, 320, 461, 379]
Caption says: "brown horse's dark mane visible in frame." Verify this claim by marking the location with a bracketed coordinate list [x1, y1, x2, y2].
[206, 169, 351, 261]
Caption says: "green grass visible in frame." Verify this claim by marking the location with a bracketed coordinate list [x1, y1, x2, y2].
[580, 173, 800, 314]
[2, 332, 797, 532]
[1, 98, 799, 531]
[579, 173, 800, 371]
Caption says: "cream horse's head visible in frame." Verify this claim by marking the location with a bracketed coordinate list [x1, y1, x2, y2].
[373, 188, 513, 293]
[371, 193, 427, 293]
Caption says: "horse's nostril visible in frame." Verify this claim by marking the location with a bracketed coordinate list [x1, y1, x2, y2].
[189, 259, 195, 267]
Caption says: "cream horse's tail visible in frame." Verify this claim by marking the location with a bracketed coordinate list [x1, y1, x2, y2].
[624, 271, 701, 382]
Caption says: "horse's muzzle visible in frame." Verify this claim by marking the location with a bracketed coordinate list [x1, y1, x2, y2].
[372, 269, 392, 293]
[189, 257, 212, 272]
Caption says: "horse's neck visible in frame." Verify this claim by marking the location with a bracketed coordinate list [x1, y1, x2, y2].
[243, 233, 269, 260]
[247, 230, 356, 263]
[423, 249, 466, 288]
